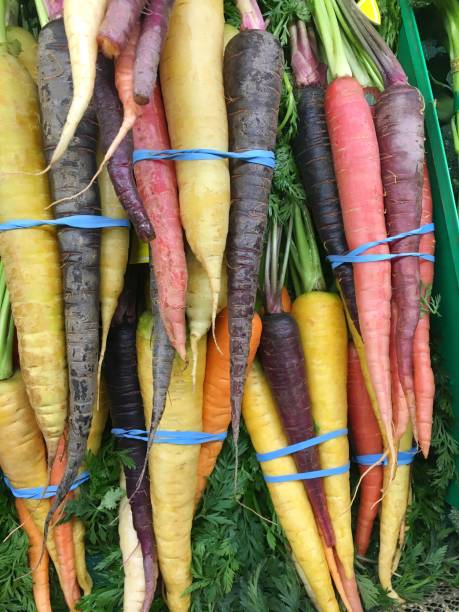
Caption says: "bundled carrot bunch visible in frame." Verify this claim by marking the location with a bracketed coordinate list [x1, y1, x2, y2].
[0, 0, 440, 610]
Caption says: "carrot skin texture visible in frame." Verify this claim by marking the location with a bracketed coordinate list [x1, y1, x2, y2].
[97, 0, 147, 59]
[15, 499, 52, 612]
[259, 313, 335, 547]
[195, 308, 262, 505]
[224, 30, 283, 442]
[49, 435, 80, 610]
[94, 53, 153, 242]
[293, 86, 359, 332]
[325, 76, 394, 463]
[0, 52, 69, 462]
[37, 19, 101, 530]
[347, 343, 383, 557]
[104, 270, 157, 612]
[375, 84, 425, 416]
[133, 86, 187, 358]
[134, 0, 175, 105]
[414, 166, 435, 457]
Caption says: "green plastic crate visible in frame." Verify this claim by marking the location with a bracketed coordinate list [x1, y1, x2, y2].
[397, 0, 459, 506]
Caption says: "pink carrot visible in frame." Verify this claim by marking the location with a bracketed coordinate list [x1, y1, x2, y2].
[133, 84, 187, 359]
[413, 165, 435, 457]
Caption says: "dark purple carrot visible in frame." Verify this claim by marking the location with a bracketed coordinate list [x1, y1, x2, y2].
[97, 0, 147, 59]
[94, 53, 154, 242]
[259, 313, 335, 547]
[37, 17, 100, 534]
[338, 0, 425, 417]
[104, 266, 157, 612]
[224, 8, 283, 445]
[291, 21, 360, 333]
[133, 0, 175, 105]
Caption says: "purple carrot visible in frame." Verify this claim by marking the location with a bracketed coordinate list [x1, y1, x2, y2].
[224, 4, 283, 445]
[259, 313, 336, 547]
[94, 53, 154, 242]
[104, 266, 157, 612]
[97, 0, 147, 59]
[338, 0, 425, 425]
[133, 0, 175, 105]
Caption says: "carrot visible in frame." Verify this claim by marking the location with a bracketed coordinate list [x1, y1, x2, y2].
[242, 360, 339, 611]
[133, 84, 187, 359]
[414, 166, 435, 458]
[49, 434, 80, 610]
[94, 53, 153, 242]
[379, 426, 413, 601]
[97, 157, 130, 396]
[15, 499, 52, 612]
[119, 473, 146, 612]
[186, 248, 227, 381]
[195, 308, 262, 505]
[104, 268, 157, 612]
[391, 303, 410, 442]
[0, 372, 62, 588]
[347, 343, 383, 557]
[292, 292, 362, 611]
[137, 311, 207, 612]
[291, 21, 359, 332]
[259, 312, 335, 548]
[0, 28, 68, 463]
[6, 25, 37, 82]
[133, 0, 174, 105]
[224, 22, 283, 444]
[160, 0, 231, 326]
[315, 0, 394, 467]
[97, 0, 146, 59]
[46, 0, 109, 166]
[338, 0, 425, 425]
[37, 17, 101, 533]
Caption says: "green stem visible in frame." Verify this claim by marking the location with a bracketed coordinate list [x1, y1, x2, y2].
[279, 216, 293, 291]
[0, 0, 7, 45]
[34, 0, 49, 28]
[278, 72, 295, 132]
[291, 205, 325, 295]
[0, 261, 13, 380]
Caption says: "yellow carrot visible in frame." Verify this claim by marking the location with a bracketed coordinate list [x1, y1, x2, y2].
[242, 361, 339, 612]
[0, 45, 67, 463]
[96, 161, 129, 396]
[160, 0, 230, 323]
[7, 25, 37, 83]
[0, 372, 62, 585]
[137, 311, 206, 612]
[292, 292, 362, 610]
[379, 425, 413, 601]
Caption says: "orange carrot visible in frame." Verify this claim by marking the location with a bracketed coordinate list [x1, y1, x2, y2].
[347, 343, 383, 557]
[391, 303, 410, 442]
[49, 435, 80, 610]
[15, 499, 52, 612]
[414, 165, 435, 457]
[325, 76, 394, 467]
[194, 308, 262, 504]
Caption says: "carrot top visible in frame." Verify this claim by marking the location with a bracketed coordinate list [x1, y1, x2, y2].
[236, 0, 265, 31]
[0, 261, 13, 381]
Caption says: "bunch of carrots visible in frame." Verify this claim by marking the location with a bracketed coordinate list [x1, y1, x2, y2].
[0, 0, 437, 610]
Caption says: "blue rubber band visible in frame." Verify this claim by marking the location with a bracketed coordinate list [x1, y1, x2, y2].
[354, 448, 417, 467]
[111, 428, 227, 444]
[256, 428, 348, 462]
[327, 223, 435, 269]
[132, 148, 276, 169]
[0, 215, 130, 232]
[263, 463, 351, 483]
[3, 471, 90, 499]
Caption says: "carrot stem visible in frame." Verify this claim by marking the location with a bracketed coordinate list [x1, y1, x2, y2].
[292, 205, 324, 294]
[313, 0, 351, 79]
[236, 0, 265, 31]
[0, 262, 13, 381]
[33, 0, 48, 27]
[0, 0, 7, 44]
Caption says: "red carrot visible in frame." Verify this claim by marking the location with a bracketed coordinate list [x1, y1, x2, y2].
[133, 0, 175, 105]
[414, 165, 435, 457]
[133, 84, 187, 359]
[347, 343, 383, 557]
